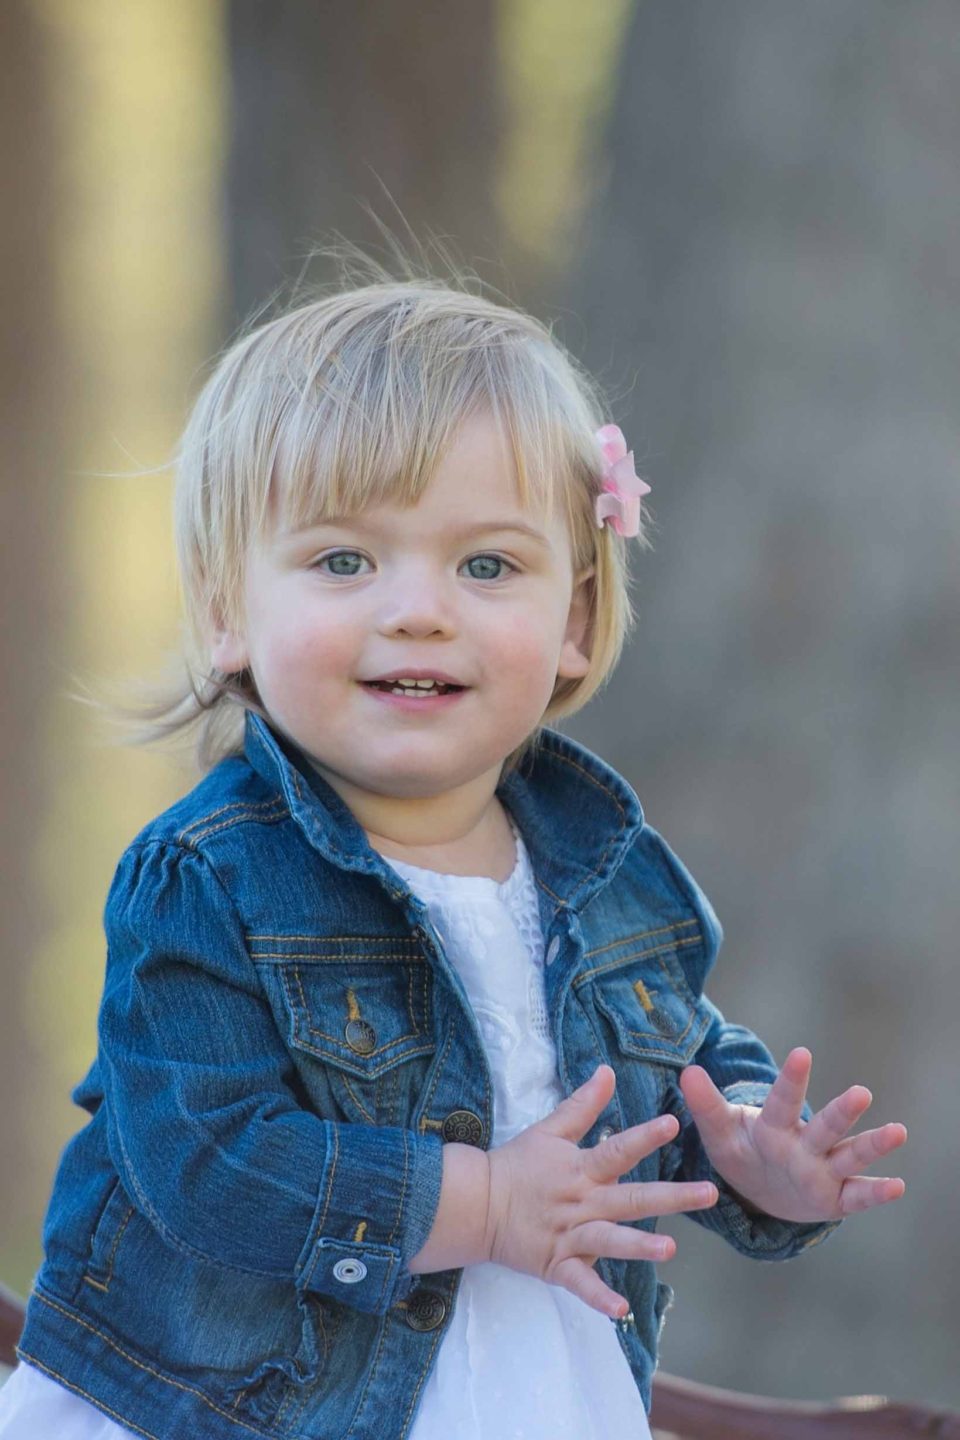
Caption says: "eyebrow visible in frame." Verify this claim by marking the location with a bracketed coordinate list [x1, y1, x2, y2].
[286, 516, 552, 549]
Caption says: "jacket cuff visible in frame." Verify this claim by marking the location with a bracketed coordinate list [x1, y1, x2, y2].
[686, 1080, 842, 1261]
[295, 1121, 443, 1313]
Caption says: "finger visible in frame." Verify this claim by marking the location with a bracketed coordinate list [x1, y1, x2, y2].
[540, 1065, 617, 1143]
[802, 1085, 873, 1156]
[838, 1175, 906, 1215]
[564, 1220, 677, 1265]
[825, 1122, 908, 1181]
[591, 1179, 718, 1224]
[585, 1114, 680, 1183]
[679, 1064, 737, 1138]
[757, 1048, 812, 1131]
[552, 1254, 632, 1319]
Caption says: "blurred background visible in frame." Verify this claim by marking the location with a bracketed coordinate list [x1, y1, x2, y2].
[2, 0, 958, 1411]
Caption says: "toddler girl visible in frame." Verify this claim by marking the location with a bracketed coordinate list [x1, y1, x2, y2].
[0, 268, 907, 1440]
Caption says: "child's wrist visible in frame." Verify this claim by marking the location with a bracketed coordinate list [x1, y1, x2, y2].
[450, 1141, 493, 1266]
[408, 1142, 492, 1273]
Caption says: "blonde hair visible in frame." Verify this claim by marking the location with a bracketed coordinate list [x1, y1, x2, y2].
[80, 249, 652, 777]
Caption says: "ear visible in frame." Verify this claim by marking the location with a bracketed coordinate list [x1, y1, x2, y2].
[209, 611, 250, 675]
[556, 566, 595, 681]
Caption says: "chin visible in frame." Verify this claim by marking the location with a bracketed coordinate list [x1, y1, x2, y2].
[365, 753, 493, 797]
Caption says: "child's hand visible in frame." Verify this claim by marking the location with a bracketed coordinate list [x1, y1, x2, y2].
[484, 1064, 718, 1318]
[679, 1046, 908, 1223]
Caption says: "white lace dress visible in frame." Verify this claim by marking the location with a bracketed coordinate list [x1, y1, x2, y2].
[0, 819, 654, 1440]
[383, 817, 653, 1440]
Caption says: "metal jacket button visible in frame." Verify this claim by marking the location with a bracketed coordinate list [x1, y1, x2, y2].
[332, 1258, 367, 1284]
[405, 1289, 447, 1332]
[344, 1018, 377, 1054]
[441, 1110, 484, 1146]
[648, 1008, 679, 1038]
[597, 1124, 617, 1142]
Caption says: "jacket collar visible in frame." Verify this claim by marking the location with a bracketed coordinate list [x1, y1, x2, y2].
[243, 710, 644, 916]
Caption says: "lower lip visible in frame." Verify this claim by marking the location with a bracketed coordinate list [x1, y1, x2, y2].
[361, 684, 468, 713]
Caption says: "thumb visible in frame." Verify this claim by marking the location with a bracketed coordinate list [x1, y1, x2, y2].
[679, 1064, 735, 1139]
[539, 1065, 617, 1143]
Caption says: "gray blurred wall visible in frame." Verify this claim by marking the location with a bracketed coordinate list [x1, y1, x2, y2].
[564, 0, 959, 1406]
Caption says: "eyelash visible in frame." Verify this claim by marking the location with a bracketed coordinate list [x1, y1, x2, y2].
[311, 550, 520, 581]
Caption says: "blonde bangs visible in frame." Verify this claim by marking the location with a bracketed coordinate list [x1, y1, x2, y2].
[240, 291, 601, 548]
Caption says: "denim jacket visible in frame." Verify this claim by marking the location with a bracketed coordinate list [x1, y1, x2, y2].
[17, 712, 838, 1439]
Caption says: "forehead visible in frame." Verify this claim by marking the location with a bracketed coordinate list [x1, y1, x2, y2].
[269, 407, 566, 547]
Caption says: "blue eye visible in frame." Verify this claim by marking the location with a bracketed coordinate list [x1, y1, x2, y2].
[312, 550, 516, 581]
[314, 550, 369, 577]
[462, 554, 515, 582]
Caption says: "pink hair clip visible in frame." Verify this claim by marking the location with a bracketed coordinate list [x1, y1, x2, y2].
[594, 424, 651, 538]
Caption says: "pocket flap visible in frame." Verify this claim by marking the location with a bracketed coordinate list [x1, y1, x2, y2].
[252, 933, 435, 1079]
[591, 971, 709, 1066]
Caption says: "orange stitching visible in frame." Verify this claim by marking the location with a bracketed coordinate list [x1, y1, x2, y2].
[23, 1295, 275, 1436]
[248, 933, 421, 946]
[417, 1023, 457, 1123]
[285, 966, 425, 1058]
[543, 750, 630, 902]
[387, 1127, 409, 1249]
[14, 1352, 162, 1440]
[632, 980, 655, 1012]
[250, 950, 425, 962]
[534, 874, 566, 905]
[85, 1204, 135, 1293]
[583, 919, 698, 958]
[572, 933, 702, 987]
[178, 797, 286, 843]
[340, 1073, 376, 1124]
[188, 804, 288, 844]
[316, 1122, 338, 1237]
[595, 952, 701, 1050]
[104, 1207, 134, 1284]
[550, 749, 630, 821]
[397, 1305, 450, 1434]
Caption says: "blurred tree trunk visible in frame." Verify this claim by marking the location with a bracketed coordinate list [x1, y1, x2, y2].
[567, 0, 960, 1407]
[226, 0, 504, 321]
[0, 5, 66, 1277]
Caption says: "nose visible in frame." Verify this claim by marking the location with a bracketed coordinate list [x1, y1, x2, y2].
[376, 565, 457, 639]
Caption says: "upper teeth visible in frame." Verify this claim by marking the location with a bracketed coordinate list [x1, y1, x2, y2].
[393, 678, 442, 688]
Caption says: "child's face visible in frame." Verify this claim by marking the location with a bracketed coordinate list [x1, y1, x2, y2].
[211, 409, 593, 825]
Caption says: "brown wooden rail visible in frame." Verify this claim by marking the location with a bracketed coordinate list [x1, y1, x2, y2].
[0, 1284, 23, 1370]
[2, 1282, 958, 1437]
[649, 1371, 960, 1439]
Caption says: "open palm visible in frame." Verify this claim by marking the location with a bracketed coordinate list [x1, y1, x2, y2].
[679, 1047, 907, 1223]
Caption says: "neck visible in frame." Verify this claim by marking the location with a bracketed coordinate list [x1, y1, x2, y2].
[304, 758, 517, 879]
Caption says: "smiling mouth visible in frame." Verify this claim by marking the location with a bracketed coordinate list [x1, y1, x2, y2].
[363, 680, 466, 697]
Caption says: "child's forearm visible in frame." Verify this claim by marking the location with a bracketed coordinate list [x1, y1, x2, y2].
[407, 1142, 492, 1274]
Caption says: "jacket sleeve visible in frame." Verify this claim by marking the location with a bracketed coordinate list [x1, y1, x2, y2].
[643, 824, 841, 1261]
[96, 839, 443, 1315]
[667, 996, 842, 1260]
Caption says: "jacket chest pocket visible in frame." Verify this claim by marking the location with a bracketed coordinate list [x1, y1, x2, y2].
[575, 926, 711, 1161]
[253, 934, 436, 1128]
